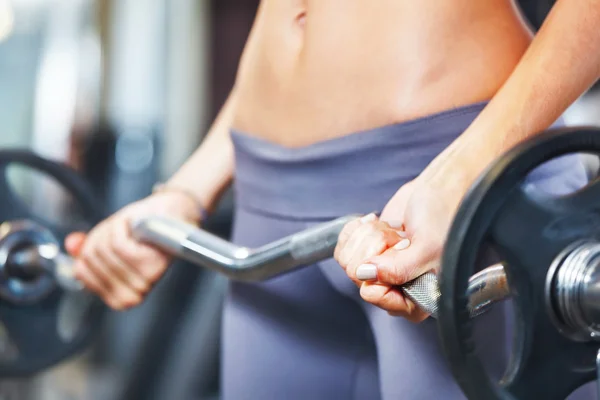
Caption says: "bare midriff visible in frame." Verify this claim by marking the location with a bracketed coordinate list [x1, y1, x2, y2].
[232, 0, 533, 147]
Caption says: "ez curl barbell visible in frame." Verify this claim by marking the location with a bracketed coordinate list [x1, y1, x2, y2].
[6, 215, 509, 317]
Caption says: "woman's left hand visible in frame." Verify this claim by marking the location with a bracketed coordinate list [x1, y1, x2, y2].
[334, 165, 469, 322]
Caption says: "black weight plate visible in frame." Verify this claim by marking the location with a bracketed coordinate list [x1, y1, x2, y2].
[439, 127, 600, 400]
[0, 149, 105, 377]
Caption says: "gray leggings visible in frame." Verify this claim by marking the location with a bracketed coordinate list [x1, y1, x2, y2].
[221, 103, 595, 399]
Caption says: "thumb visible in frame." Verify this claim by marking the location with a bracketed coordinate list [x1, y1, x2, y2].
[65, 232, 87, 257]
[380, 182, 414, 228]
[356, 238, 437, 286]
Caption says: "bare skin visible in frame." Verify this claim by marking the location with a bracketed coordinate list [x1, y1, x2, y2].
[66, 0, 600, 311]
[234, 0, 532, 145]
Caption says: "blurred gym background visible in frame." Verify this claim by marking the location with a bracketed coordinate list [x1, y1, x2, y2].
[0, 0, 598, 399]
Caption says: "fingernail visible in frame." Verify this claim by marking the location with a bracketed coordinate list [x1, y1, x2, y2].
[394, 238, 411, 250]
[396, 230, 407, 238]
[356, 263, 378, 281]
[360, 213, 377, 223]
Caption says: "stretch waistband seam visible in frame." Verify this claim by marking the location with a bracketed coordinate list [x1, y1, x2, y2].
[235, 202, 352, 222]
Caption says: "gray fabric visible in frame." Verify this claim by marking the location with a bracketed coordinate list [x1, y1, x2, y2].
[221, 102, 594, 400]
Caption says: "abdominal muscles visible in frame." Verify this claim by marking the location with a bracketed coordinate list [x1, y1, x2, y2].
[232, 0, 533, 147]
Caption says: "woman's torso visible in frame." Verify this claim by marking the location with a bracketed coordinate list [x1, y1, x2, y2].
[232, 0, 533, 147]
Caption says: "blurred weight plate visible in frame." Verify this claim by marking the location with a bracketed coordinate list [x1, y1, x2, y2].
[0, 150, 105, 377]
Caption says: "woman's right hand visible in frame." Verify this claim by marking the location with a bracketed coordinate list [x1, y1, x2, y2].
[65, 192, 202, 310]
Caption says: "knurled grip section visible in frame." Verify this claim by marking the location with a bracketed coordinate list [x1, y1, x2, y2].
[401, 272, 441, 317]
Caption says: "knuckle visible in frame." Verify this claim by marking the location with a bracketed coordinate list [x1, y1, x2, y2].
[132, 277, 151, 294]
[392, 266, 411, 284]
[341, 218, 360, 231]
[338, 259, 349, 270]
[78, 271, 94, 287]
[105, 296, 122, 310]
[142, 264, 166, 283]
[138, 246, 165, 264]
[334, 254, 345, 268]
[111, 239, 135, 261]
[112, 298, 129, 310]
[346, 218, 362, 231]
[133, 293, 145, 306]
[81, 277, 100, 294]
[376, 257, 409, 284]
[337, 225, 351, 241]
[113, 288, 139, 309]
[80, 251, 98, 272]
[338, 225, 356, 246]
[87, 223, 107, 243]
[96, 247, 116, 267]
[336, 250, 349, 268]
[80, 244, 96, 263]
[122, 294, 143, 309]
[333, 246, 341, 261]
[361, 221, 377, 233]
[369, 230, 386, 244]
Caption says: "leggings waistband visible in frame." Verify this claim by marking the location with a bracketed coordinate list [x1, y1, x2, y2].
[231, 102, 487, 220]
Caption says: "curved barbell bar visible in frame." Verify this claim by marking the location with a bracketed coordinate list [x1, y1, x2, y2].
[7, 216, 510, 318]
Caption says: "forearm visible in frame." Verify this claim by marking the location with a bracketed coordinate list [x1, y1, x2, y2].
[440, 0, 600, 188]
[166, 89, 237, 213]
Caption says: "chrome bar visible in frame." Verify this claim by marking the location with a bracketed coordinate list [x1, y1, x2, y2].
[9, 216, 511, 318]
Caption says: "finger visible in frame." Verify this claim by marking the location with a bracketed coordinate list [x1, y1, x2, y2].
[345, 227, 402, 281]
[65, 232, 86, 256]
[73, 258, 105, 295]
[97, 245, 149, 295]
[339, 218, 403, 283]
[341, 216, 387, 264]
[94, 244, 146, 308]
[336, 225, 378, 279]
[106, 220, 152, 293]
[122, 217, 170, 283]
[80, 233, 141, 309]
[360, 281, 429, 323]
[336, 218, 363, 247]
[334, 213, 376, 269]
[355, 238, 438, 285]
[79, 236, 115, 294]
[73, 259, 119, 309]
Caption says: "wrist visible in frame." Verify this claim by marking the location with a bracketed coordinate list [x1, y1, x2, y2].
[420, 145, 484, 211]
[152, 183, 210, 223]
